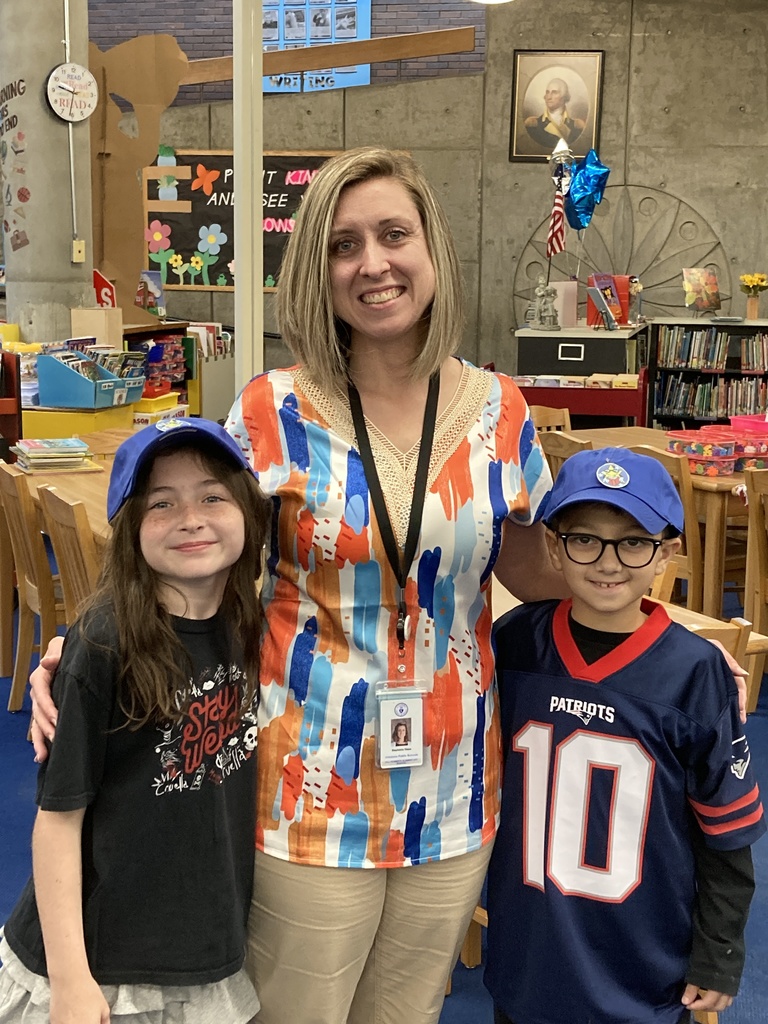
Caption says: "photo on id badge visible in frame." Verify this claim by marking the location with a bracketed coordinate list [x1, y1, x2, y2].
[378, 693, 423, 768]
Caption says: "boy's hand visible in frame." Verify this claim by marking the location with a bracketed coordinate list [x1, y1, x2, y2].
[29, 635, 64, 762]
[50, 974, 110, 1024]
[681, 982, 733, 1012]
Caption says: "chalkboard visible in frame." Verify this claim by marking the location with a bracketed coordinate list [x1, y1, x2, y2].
[143, 150, 337, 292]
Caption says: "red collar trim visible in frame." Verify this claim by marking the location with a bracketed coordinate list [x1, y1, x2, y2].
[553, 598, 672, 683]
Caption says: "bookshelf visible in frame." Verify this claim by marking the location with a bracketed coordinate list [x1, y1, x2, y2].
[513, 323, 650, 425]
[123, 320, 235, 419]
[649, 317, 768, 424]
[517, 369, 649, 426]
[0, 350, 22, 459]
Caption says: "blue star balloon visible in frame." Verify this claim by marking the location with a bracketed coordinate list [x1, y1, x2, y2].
[564, 150, 611, 230]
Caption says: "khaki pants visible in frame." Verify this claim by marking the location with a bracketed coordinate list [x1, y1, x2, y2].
[246, 841, 494, 1024]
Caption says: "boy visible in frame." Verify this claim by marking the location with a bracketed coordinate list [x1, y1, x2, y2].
[485, 447, 765, 1024]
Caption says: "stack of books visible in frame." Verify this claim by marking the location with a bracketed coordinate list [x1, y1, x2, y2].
[10, 437, 102, 474]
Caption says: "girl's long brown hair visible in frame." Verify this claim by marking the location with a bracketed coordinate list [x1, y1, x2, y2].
[83, 438, 270, 729]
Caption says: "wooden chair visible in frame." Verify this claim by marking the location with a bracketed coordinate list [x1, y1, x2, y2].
[743, 468, 768, 712]
[649, 557, 677, 603]
[538, 430, 592, 477]
[38, 485, 102, 626]
[626, 445, 747, 614]
[530, 404, 571, 432]
[626, 445, 704, 612]
[0, 464, 66, 711]
[689, 615, 752, 667]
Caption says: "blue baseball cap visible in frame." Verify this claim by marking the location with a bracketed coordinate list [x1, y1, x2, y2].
[107, 417, 252, 521]
[543, 447, 684, 534]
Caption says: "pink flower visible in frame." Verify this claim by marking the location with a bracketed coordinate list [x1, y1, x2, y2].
[145, 219, 172, 253]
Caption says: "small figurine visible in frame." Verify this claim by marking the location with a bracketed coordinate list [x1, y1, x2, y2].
[628, 275, 644, 325]
[531, 274, 560, 331]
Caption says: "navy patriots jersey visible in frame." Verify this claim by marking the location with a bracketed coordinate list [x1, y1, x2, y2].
[485, 598, 765, 1024]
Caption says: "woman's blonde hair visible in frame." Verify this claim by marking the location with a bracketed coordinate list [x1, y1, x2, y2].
[276, 147, 465, 390]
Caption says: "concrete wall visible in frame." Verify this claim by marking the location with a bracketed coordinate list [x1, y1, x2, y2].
[159, 0, 768, 374]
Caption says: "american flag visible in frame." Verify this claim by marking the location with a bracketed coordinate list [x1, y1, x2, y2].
[546, 190, 566, 258]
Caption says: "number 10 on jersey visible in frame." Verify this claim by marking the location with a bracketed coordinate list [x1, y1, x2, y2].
[514, 724, 654, 901]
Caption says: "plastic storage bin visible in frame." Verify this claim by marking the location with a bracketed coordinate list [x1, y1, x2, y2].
[133, 391, 180, 414]
[132, 403, 189, 428]
[729, 414, 768, 433]
[37, 355, 145, 409]
[666, 430, 735, 458]
[22, 404, 136, 437]
[687, 454, 737, 477]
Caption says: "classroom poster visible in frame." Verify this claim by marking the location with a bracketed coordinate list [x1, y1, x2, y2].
[263, 0, 371, 93]
[144, 150, 337, 291]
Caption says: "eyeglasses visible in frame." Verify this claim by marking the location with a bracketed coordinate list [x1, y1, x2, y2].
[555, 532, 663, 568]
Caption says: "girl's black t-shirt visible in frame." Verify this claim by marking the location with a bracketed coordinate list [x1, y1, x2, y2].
[4, 604, 257, 986]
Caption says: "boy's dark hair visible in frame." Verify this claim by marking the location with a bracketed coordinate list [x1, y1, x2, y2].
[83, 437, 270, 729]
[546, 500, 681, 540]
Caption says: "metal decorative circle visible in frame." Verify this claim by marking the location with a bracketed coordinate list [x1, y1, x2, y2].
[513, 185, 731, 322]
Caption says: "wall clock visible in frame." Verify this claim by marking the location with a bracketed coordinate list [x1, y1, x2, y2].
[45, 62, 99, 122]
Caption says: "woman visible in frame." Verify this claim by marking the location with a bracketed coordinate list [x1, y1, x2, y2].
[225, 147, 559, 1023]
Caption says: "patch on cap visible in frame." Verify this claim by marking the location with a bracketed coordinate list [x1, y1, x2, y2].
[156, 418, 190, 433]
[596, 461, 630, 489]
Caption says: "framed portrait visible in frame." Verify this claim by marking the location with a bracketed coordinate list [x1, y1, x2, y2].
[509, 50, 604, 162]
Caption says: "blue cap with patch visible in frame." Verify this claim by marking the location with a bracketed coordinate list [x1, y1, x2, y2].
[107, 417, 252, 521]
[543, 447, 684, 534]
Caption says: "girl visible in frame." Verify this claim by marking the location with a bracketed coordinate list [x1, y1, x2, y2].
[0, 418, 270, 1024]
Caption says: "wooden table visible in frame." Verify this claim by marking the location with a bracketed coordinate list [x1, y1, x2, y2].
[571, 426, 746, 619]
[74, 429, 133, 459]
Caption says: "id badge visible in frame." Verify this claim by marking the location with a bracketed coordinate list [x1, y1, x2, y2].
[376, 681, 426, 769]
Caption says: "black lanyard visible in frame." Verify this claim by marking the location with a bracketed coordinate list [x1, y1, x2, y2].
[348, 373, 440, 651]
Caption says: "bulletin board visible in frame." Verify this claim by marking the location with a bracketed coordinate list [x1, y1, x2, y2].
[262, 0, 372, 94]
[143, 150, 338, 291]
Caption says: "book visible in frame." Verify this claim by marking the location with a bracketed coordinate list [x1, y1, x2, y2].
[682, 267, 721, 312]
[15, 437, 91, 456]
[135, 270, 166, 317]
[12, 456, 104, 475]
[586, 287, 618, 329]
[592, 274, 623, 322]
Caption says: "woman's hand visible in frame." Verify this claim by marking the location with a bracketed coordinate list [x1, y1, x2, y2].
[30, 635, 65, 762]
[681, 982, 733, 1013]
[708, 639, 748, 723]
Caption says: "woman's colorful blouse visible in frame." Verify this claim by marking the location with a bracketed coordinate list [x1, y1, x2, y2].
[227, 361, 551, 868]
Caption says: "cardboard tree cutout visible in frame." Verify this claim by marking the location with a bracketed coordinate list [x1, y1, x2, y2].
[89, 35, 189, 323]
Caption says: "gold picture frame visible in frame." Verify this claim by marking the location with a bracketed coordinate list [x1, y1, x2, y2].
[509, 50, 604, 163]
